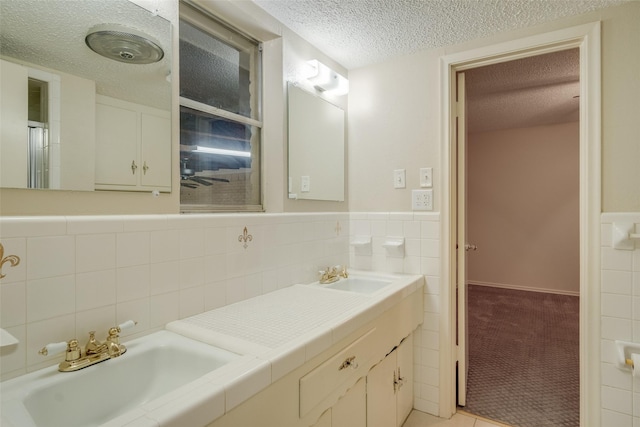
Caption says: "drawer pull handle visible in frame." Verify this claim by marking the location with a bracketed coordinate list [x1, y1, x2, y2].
[338, 356, 358, 371]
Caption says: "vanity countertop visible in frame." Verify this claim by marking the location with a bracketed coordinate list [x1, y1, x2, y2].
[104, 271, 423, 426]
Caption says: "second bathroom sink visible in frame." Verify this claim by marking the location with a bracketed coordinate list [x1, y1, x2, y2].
[315, 271, 397, 295]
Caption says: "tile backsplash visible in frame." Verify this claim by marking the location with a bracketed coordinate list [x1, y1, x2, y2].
[349, 212, 441, 415]
[600, 213, 640, 427]
[0, 213, 349, 380]
[0, 211, 441, 417]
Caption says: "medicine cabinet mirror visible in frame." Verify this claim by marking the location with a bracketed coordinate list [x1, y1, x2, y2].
[0, 0, 172, 192]
[287, 83, 345, 202]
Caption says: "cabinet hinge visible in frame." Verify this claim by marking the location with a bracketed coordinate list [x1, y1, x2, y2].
[455, 100, 463, 118]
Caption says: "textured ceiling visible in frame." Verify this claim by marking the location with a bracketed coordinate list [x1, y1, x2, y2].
[0, 0, 171, 110]
[253, 0, 627, 70]
[466, 48, 580, 132]
[254, 0, 601, 131]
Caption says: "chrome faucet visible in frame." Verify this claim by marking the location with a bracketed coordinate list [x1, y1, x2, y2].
[319, 265, 348, 284]
[39, 320, 137, 372]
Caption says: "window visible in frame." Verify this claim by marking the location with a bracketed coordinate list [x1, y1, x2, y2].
[179, 3, 262, 211]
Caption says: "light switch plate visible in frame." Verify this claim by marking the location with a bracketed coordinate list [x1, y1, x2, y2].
[394, 169, 406, 189]
[301, 176, 310, 192]
[420, 167, 433, 188]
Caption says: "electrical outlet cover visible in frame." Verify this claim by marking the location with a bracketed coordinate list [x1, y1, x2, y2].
[412, 189, 433, 211]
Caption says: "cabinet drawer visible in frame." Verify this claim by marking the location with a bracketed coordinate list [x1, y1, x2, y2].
[300, 328, 376, 417]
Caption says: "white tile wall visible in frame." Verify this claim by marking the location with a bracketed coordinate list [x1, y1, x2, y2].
[349, 211, 441, 415]
[0, 213, 349, 380]
[0, 211, 442, 416]
[601, 213, 640, 427]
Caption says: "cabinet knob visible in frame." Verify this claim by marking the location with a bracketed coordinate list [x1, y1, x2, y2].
[131, 160, 138, 175]
[143, 161, 149, 175]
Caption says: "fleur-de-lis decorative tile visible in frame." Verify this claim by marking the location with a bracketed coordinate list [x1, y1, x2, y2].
[0, 243, 21, 279]
[238, 226, 253, 249]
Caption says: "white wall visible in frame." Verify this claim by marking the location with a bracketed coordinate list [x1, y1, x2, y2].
[467, 122, 580, 295]
[348, 50, 442, 212]
[348, 1, 640, 214]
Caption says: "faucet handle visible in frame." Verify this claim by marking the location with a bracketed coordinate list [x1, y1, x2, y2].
[118, 320, 137, 331]
[106, 320, 137, 344]
[38, 341, 68, 356]
[340, 265, 348, 278]
[106, 320, 136, 358]
[38, 339, 81, 362]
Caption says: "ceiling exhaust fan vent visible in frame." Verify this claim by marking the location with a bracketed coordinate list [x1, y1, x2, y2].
[85, 24, 164, 65]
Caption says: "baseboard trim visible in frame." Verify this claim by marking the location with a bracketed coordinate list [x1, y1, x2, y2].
[468, 281, 579, 297]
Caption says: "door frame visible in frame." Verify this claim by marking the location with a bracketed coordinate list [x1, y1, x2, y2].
[439, 22, 601, 425]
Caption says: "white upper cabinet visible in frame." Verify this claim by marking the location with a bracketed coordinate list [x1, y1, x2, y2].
[0, 59, 28, 189]
[95, 95, 171, 192]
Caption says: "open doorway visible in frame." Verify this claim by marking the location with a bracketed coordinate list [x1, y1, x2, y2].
[459, 50, 580, 426]
[441, 21, 601, 425]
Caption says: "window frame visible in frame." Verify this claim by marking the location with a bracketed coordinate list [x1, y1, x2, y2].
[179, 1, 263, 213]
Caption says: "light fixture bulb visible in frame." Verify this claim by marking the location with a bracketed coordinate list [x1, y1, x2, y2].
[305, 59, 348, 95]
[194, 146, 251, 158]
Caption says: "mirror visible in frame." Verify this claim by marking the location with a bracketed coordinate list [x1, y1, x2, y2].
[287, 84, 345, 202]
[0, 0, 172, 191]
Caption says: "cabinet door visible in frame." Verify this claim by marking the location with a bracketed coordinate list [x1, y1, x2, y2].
[0, 59, 28, 188]
[313, 408, 332, 427]
[95, 103, 138, 186]
[396, 336, 414, 427]
[367, 352, 397, 427]
[140, 112, 171, 188]
[333, 376, 366, 427]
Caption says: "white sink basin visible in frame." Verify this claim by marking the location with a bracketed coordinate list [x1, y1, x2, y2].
[318, 276, 392, 294]
[1, 330, 238, 427]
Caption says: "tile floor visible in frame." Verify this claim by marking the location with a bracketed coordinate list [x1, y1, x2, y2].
[403, 410, 511, 427]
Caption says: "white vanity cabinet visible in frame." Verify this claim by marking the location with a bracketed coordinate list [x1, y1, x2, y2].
[312, 377, 367, 427]
[95, 95, 170, 192]
[206, 281, 423, 427]
[367, 335, 414, 427]
[332, 377, 367, 427]
[300, 329, 376, 418]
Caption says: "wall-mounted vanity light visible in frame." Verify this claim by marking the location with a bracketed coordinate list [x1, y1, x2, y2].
[305, 59, 349, 96]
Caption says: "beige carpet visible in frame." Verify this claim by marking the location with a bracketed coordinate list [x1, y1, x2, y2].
[463, 285, 579, 427]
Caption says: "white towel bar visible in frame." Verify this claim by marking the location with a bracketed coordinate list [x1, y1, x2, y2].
[613, 222, 640, 250]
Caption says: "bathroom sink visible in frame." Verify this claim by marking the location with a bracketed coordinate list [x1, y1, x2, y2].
[319, 276, 392, 294]
[1, 330, 238, 427]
